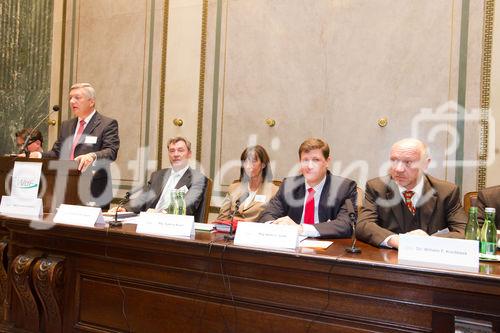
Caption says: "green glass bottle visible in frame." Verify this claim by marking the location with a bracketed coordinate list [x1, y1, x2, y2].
[176, 191, 186, 215]
[166, 191, 178, 214]
[465, 207, 480, 241]
[480, 207, 497, 255]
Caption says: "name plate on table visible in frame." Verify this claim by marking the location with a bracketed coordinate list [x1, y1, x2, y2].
[53, 204, 104, 227]
[398, 235, 479, 271]
[136, 212, 194, 237]
[234, 222, 299, 250]
[0, 195, 43, 217]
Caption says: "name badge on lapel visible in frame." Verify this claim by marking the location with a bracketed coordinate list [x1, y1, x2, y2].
[84, 136, 98, 144]
[254, 195, 266, 203]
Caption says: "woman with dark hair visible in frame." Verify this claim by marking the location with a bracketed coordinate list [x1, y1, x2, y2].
[217, 145, 279, 221]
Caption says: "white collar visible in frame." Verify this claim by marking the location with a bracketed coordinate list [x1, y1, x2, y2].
[397, 175, 424, 201]
[305, 174, 327, 193]
[171, 164, 189, 178]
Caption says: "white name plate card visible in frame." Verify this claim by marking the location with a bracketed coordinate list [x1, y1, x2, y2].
[398, 235, 479, 272]
[53, 204, 104, 227]
[0, 195, 43, 218]
[11, 161, 42, 199]
[234, 222, 299, 250]
[136, 212, 194, 237]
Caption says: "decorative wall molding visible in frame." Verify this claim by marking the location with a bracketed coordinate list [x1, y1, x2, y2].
[478, 0, 495, 190]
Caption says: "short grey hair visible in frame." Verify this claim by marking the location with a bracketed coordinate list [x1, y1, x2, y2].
[167, 136, 191, 151]
[70, 83, 96, 100]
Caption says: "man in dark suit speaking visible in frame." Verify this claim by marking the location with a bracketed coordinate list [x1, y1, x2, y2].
[356, 138, 466, 248]
[120, 137, 209, 222]
[29, 82, 120, 208]
[259, 138, 357, 238]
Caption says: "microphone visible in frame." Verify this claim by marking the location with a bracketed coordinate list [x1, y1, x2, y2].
[19, 105, 60, 156]
[225, 191, 249, 240]
[345, 199, 361, 254]
[111, 181, 150, 227]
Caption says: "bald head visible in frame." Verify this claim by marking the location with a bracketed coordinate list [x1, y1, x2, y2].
[391, 138, 429, 161]
[389, 138, 430, 189]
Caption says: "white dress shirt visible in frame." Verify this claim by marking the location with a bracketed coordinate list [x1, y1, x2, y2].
[154, 165, 189, 211]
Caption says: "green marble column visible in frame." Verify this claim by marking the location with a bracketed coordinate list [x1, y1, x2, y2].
[0, 0, 54, 155]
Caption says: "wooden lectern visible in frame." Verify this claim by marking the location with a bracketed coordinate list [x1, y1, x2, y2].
[0, 156, 90, 213]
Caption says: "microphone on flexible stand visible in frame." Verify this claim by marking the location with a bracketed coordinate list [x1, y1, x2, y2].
[345, 199, 361, 254]
[224, 191, 249, 240]
[110, 182, 150, 227]
[19, 105, 60, 157]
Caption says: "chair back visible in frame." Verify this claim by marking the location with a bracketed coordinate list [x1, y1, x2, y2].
[195, 177, 213, 223]
[463, 191, 478, 213]
[272, 179, 282, 187]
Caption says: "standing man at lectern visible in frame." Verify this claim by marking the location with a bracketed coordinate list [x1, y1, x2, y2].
[28, 83, 120, 209]
[356, 138, 466, 248]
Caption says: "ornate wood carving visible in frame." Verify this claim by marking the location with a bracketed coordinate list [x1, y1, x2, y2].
[32, 256, 65, 333]
[9, 254, 40, 332]
[0, 241, 9, 320]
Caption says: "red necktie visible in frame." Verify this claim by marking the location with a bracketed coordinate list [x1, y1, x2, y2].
[70, 119, 86, 160]
[403, 190, 416, 215]
[304, 188, 315, 224]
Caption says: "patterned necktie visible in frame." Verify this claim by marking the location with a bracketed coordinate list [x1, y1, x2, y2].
[304, 188, 315, 224]
[70, 119, 86, 160]
[403, 190, 416, 215]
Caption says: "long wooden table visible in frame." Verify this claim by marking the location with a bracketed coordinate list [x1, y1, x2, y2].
[0, 214, 498, 332]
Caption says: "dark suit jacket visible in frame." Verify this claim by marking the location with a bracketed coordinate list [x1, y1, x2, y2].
[126, 167, 208, 222]
[43, 111, 120, 207]
[356, 174, 466, 247]
[477, 185, 500, 228]
[258, 171, 357, 238]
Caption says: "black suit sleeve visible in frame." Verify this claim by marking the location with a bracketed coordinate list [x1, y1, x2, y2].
[43, 121, 71, 159]
[258, 182, 288, 222]
[314, 179, 356, 238]
[94, 118, 119, 161]
[184, 172, 208, 217]
[124, 171, 163, 213]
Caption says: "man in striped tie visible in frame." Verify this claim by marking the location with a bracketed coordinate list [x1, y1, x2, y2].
[356, 138, 466, 248]
[259, 138, 358, 238]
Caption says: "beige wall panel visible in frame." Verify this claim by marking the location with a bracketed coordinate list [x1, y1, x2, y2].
[325, 0, 456, 187]
[161, 0, 204, 169]
[210, 0, 485, 194]
[218, 0, 326, 186]
[63, 0, 155, 193]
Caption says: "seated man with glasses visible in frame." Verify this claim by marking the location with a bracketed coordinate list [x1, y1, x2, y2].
[356, 138, 466, 248]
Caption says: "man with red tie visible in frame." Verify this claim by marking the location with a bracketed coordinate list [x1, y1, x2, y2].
[30, 83, 120, 209]
[259, 138, 357, 238]
[356, 138, 466, 248]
